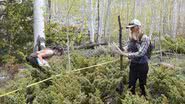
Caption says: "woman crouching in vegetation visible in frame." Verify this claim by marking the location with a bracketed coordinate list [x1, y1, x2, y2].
[26, 46, 64, 68]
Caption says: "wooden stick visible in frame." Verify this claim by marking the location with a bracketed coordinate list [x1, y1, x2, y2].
[118, 16, 123, 70]
[112, 43, 125, 55]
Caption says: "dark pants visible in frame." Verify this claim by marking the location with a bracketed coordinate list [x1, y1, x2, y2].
[128, 62, 149, 96]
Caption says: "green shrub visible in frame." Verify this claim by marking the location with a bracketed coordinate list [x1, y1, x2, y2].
[148, 67, 185, 104]
[1, 53, 185, 104]
[0, 0, 33, 64]
[162, 36, 185, 54]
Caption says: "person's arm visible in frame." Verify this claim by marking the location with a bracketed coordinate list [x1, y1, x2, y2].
[37, 50, 46, 64]
[128, 36, 150, 58]
[123, 40, 130, 52]
[37, 48, 54, 63]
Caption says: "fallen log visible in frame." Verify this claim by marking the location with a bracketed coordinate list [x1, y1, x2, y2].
[74, 42, 108, 49]
[160, 62, 175, 69]
[152, 62, 182, 70]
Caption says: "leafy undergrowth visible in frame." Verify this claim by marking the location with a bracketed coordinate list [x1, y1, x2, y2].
[162, 36, 185, 54]
[0, 52, 184, 104]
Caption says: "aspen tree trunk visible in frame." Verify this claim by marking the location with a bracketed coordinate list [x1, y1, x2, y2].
[94, 0, 98, 36]
[98, 0, 104, 42]
[177, 0, 182, 35]
[159, 0, 163, 61]
[149, 0, 155, 39]
[48, 0, 51, 35]
[172, 0, 178, 38]
[97, 0, 104, 43]
[184, 16, 185, 36]
[87, 0, 95, 43]
[138, 0, 142, 16]
[133, 0, 137, 18]
[51, 0, 56, 16]
[34, 0, 46, 52]
[162, 0, 167, 35]
[144, 8, 147, 33]
[97, 0, 100, 43]
[81, 0, 85, 32]
[104, 0, 111, 42]
[66, 0, 71, 70]
[126, 0, 129, 25]
[120, 0, 124, 16]
[183, 1, 185, 35]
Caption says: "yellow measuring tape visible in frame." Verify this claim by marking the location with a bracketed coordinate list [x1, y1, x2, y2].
[0, 59, 119, 98]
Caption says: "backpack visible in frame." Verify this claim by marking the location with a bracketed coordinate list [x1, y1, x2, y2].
[137, 35, 155, 59]
[146, 40, 155, 59]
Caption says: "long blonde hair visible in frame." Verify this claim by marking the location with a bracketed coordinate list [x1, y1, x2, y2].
[129, 27, 143, 41]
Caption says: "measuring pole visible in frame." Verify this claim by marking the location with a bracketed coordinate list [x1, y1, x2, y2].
[118, 16, 123, 70]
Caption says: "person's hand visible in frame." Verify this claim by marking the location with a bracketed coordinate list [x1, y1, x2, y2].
[111, 42, 129, 57]
[120, 52, 129, 57]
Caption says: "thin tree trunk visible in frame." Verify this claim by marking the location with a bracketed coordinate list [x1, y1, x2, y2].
[144, 7, 147, 33]
[138, 0, 141, 16]
[98, 0, 104, 43]
[162, 0, 167, 35]
[93, 0, 98, 39]
[126, 0, 129, 25]
[97, 0, 100, 43]
[104, 0, 111, 42]
[48, 0, 51, 35]
[172, 0, 178, 38]
[80, 0, 85, 32]
[34, 0, 46, 52]
[66, 0, 71, 70]
[87, 0, 95, 43]
[133, 0, 137, 18]
[159, 0, 163, 61]
[149, 0, 155, 39]
[120, 0, 124, 16]
[177, 0, 182, 35]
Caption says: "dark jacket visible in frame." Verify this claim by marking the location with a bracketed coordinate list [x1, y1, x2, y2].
[124, 35, 150, 64]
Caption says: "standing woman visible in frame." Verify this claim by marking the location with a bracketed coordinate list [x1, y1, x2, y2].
[119, 19, 150, 96]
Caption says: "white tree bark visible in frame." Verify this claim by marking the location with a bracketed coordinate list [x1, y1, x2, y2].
[104, 0, 111, 42]
[87, 0, 95, 43]
[149, 0, 156, 39]
[172, 0, 178, 38]
[177, 0, 182, 35]
[97, 0, 104, 43]
[133, 0, 137, 18]
[80, 0, 85, 32]
[94, 0, 98, 34]
[34, 0, 46, 52]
